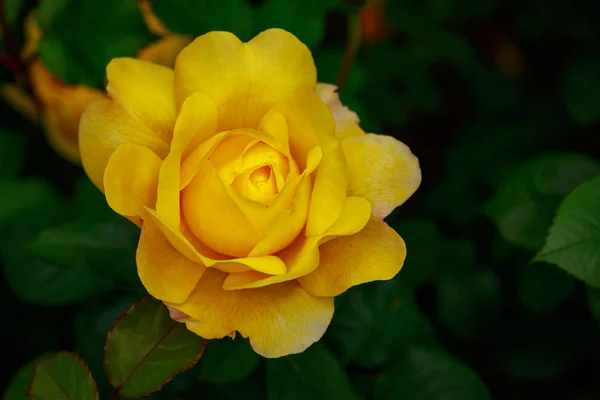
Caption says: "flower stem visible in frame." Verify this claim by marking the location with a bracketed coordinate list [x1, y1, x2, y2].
[335, 12, 362, 90]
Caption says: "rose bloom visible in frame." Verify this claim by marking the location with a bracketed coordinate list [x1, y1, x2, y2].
[80, 29, 420, 358]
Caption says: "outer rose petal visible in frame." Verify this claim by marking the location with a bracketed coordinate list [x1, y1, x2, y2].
[104, 143, 161, 223]
[106, 58, 176, 142]
[166, 269, 334, 358]
[316, 83, 364, 138]
[341, 134, 421, 219]
[137, 216, 206, 304]
[174, 29, 316, 130]
[29, 61, 105, 165]
[297, 218, 406, 297]
[79, 99, 170, 191]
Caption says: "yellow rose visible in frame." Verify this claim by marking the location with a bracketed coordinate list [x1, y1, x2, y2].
[79, 29, 421, 358]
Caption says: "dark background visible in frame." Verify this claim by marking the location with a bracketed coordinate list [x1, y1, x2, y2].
[2, 0, 600, 399]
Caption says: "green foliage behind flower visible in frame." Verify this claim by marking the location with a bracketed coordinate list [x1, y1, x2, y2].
[2, 0, 600, 399]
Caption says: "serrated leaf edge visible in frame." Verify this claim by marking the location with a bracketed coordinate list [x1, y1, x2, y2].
[26, 351, 99, 400]
[103, 295, 208, 399]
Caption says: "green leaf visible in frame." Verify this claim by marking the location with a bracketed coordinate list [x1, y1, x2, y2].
[517, 263, 574, 314]
[0, 178, 108, 305]
[327, 279, 437, 368]
[74, 295, 139, 397]
[485, 153, 600, 250]
[200, 337, 260, 383]
[3, 354, 54, 400]
[0, 130, 26, 179]
[535, 175, 600, 287]
[27, 352, 99, 400]
[256, 0, 335, 49]
[3, 250, 111, 306]
[0, 179, 65, 229]
[104, 296, 207, 398]
[26, 216, 140, 285]
[564, 55, 600, 125]
[73, 176, 113, 219]
[151, 0, 254, 41]
[436, 269, 502, 339]
[37, 0, 153, 87]
[374, 346, 492, 400]
[266, 343, 360, 400]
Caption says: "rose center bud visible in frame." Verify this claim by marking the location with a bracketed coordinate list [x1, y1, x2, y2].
[181, 132, 302, 258]
[229, 142, 288, 205]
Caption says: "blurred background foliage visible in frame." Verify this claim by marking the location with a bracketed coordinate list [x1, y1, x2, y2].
[2, 0, 600, 399]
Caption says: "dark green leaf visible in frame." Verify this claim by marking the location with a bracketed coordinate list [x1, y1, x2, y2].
[73, 176, 113, 219]
[3, 354, 54, 400]
[104, 296, 207, 398]
[485, 153, 600, 250]
[0, 178, 109, 305]
[27, 352, 99, 400]
[266, 343, 360, 400]
[564, 55, 600, 124]
[535, 175, 600, 287]
[0, 179, 65, 229]
[74, 295, 139, 397]
[3, 250, 111, 306]
[151, 0, 254, 41]
[328, 279, 437, 368]
[0, 130, 26, 178]
[37, 0, 154, 87]
[374, 346, 492, 400]
[436, 269, 502, 339]
[26, 216, 140, 285]
[200, 336, 260, 383]
[517, 263, 574, 314]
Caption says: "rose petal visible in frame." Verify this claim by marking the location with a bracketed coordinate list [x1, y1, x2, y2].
[166, 269, 334, 358]
[298, 218, 406, 297]
[174, 29, 316, 130]
[341, 133, 421, 219]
